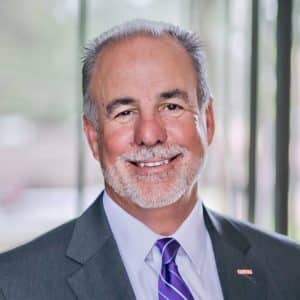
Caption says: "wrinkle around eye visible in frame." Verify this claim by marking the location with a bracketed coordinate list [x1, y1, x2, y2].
[159, 103, 186, 118]
[113, 109, 138, 122]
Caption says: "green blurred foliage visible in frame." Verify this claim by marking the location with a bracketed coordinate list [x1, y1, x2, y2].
[0, 1, 77, 121]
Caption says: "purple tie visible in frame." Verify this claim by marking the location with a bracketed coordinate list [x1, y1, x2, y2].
[156, 238, 194, 300]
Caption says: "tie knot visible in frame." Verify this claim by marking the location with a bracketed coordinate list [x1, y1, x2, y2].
[155, 238, 180, 265]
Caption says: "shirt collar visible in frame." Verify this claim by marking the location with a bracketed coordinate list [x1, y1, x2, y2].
[171, 199, 207, 274]
[103, 191, 207, 274]
[103, 191, 160, 270]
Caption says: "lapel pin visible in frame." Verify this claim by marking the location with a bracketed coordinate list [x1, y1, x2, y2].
[237, 269, 253, 275]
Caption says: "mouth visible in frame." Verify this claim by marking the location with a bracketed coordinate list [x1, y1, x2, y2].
[129, 154, 181, 168]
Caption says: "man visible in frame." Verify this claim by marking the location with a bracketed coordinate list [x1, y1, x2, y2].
[0, 19, 299, 300]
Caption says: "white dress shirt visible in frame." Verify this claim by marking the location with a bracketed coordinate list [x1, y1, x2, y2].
[103, 192, 224, 300]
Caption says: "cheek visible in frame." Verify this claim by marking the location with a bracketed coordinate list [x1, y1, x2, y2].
[101, 125, 133, 160]
[166, 117, 204, 153]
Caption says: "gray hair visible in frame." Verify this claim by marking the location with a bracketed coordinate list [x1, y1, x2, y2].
[82, 19, 211, 125]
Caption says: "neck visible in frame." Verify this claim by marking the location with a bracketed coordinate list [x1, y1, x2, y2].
[106, 185, 198, 235]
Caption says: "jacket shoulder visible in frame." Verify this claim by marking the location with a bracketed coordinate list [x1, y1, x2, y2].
[231, 215, 299, 251]
[206, 208, 300, 299]
[0, 219, 79, 295]
[210, 209, 300, 268]
[0, 219, 75, 263]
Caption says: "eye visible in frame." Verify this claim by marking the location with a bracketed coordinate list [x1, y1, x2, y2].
[159, 102, 185, 118]
[115, 110, 132, 117]
[113, 109, 137, 123]
[164, 103, 183, 111]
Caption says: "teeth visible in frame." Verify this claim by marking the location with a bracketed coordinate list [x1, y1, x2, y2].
[137, 159, 169, 168]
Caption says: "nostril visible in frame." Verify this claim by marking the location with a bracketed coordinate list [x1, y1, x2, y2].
[138, 139, 163, 147]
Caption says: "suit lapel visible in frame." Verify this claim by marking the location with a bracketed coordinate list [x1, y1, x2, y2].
[65, 192, 270, 300]
[66, 193, 136, 300]
[204, 207, 268, 300]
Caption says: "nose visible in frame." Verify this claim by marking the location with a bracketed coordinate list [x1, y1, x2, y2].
[134, 113, 167, 146]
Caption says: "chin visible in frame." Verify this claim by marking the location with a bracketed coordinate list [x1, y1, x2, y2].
[129, 188, 183, 209]
[104, 168, 197, 210]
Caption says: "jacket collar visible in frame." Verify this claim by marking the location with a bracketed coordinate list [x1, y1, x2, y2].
[204, 207, 269, 300]
[66, 192, 136, 300]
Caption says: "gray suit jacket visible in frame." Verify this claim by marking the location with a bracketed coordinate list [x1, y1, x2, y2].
[0, 192, 300, 299]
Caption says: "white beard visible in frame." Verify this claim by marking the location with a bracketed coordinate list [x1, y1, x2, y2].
[102, 144, 207, 209]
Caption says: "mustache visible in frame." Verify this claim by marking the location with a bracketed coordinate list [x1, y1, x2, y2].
[119, 145, 187, 162]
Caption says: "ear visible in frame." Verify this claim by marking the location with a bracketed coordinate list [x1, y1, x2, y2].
[83, 115, 100, 161]
[205, 98, 215, 145]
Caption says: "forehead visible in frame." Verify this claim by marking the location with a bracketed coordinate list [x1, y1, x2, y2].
[89, 34, 197, 103]
[97, 34, 194, 66]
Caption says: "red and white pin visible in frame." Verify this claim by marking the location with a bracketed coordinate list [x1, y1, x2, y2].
[237, 269, 253, 275]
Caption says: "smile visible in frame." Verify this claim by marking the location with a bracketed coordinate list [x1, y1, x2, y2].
[129, 154, 181, 169]
[137, 159, 169, 168]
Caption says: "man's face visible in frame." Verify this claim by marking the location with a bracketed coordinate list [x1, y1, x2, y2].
[84, 35, 214, 209]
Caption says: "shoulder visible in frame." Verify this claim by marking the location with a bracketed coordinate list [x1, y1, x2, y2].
[0, 219, 78, 289]
[0, 219, 75, 262]
[208, 208, 300, 266]
[206, 209, 300, 298]
[213, 208, 299, 248]
[0, 195, 106, 299]
[229, 213, 299, 252]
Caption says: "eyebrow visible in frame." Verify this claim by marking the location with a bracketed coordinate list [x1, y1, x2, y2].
[106, 97, 136, 115]
[159, 89, 189, 102]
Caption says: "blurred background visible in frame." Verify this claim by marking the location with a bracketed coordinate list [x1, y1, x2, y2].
[0, 0, 299, 252]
